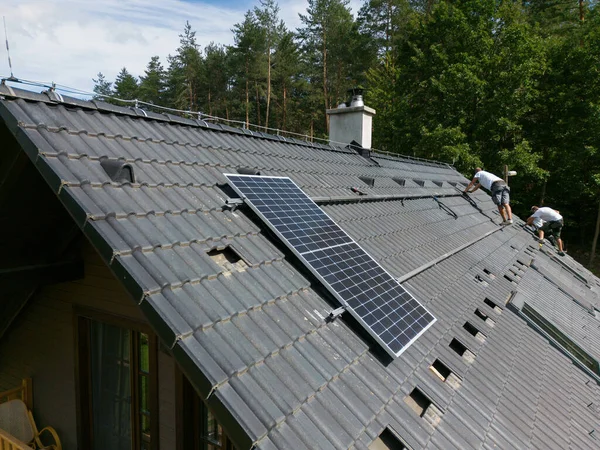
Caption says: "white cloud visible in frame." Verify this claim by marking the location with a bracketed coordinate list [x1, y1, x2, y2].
[0, 0, 362, 95]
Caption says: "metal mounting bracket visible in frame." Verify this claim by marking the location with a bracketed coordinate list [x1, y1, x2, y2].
[326, 306, 346, 323]
[224, 197, 244, 211]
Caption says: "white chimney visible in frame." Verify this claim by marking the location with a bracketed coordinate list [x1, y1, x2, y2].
[326, 88, 376, 149]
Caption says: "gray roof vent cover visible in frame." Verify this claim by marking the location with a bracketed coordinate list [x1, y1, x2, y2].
[237, 167, 261, 175]
[100, 160, 135, 183]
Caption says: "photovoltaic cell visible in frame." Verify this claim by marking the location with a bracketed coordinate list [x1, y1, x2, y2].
[225, 174, 436, 357]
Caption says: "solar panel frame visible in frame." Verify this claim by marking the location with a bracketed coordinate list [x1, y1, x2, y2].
[224, 174, 436, 357]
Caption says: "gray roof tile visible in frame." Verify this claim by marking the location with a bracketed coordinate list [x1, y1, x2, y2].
[3, 90, 600, 449]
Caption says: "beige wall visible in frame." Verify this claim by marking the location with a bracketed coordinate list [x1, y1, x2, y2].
[0, 241, 177, 450]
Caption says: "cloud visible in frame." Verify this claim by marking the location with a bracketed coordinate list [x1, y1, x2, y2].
[0, 0, 362, 95]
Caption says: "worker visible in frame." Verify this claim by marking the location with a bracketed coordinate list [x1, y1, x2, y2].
[530, 216, 545, 246]
[527, 206, 565, 256]
[464, 168, 513, 225]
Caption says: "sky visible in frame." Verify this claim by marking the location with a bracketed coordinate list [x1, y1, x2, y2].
[1, 0, 361, 96]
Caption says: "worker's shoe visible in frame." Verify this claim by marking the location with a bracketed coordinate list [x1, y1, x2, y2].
[537, 238, 545, 244]
[558, 251, 566, 256]
[501, 219, 513, 226]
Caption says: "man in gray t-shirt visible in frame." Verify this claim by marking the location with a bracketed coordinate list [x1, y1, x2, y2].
[464, 168, 513, 225]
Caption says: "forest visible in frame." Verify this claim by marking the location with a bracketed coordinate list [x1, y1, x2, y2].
[92, 0, 600, 268]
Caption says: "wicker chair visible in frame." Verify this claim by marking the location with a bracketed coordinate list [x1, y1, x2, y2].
[0, 380, 61, 450]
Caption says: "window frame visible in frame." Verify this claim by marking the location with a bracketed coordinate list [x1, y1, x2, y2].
[74, 308, 159, 450]
[176, 367, 235, 450]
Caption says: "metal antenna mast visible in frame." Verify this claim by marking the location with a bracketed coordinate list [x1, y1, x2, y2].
[3, 16, 17, 81]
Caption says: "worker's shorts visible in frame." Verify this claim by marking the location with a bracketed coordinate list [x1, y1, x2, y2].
[541, 219, 563, 238]
[491, 181, 510, 206]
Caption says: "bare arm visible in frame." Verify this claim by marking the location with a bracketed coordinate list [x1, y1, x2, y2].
[526, 216, 535, 226]
[463, 177, 478, 193]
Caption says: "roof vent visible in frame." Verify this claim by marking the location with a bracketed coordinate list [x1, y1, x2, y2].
[368, 428, 408, 450]
[393, 178, 406, 187]
[432, 181, 443, 188]
[448, 182, 458, 187]
[237, 167, 261, 175]
[359, 176, 375, 187]
[430, 359, 462, 389]
[449, 338, 475, 363]
[404, 388, 442, 427]
[413, 179, 425, 187]
[100, 160, 135, 183]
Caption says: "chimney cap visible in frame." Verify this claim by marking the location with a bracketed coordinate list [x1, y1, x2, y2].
[348, 87, 365, 96]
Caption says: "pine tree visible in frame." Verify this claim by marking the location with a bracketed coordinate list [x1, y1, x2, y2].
[298, 0, 363, 133]
[202, 43, 231, 118]
[166, 22, 203, 111]
[272, 30, 301, 131]
[254, 0, 284, 129]
[139, 56, 167, 106]
[92, 72, 113, 100]
[113, 68, 139, 100]
[232, 11, 266, 127]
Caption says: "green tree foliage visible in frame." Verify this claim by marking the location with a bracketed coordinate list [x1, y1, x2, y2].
[202, 43, 232, 118]
[299, 0, 367, 134]
[254, 0, 285, 129]
[392, 0, 546, 182]
[232, 11, 266, 127]
[113, 67, 139, 100]
[92, 72, 113, 100]
[272, 30, 302, 131]
[166, 21, 204, 111]
[138, 56, 167, 106]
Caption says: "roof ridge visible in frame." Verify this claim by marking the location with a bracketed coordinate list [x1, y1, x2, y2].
[1, 82, 455, 169]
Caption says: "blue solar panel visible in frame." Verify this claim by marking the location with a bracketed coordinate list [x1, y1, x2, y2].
[225, 174, 436, 357]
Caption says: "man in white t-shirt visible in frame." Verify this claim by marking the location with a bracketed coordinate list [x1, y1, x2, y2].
[527, 206, 565, 256]
[463, 168, 513, 225]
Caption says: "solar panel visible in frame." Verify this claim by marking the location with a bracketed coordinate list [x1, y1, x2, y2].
[225, 174, 436, 357]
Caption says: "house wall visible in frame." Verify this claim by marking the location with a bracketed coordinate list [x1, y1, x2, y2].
[0, 241, 177, 450]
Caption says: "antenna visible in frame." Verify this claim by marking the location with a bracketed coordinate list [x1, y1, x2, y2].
[3, 16, 17, 81]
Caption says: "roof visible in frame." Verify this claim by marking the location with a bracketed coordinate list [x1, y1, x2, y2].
[1, 84, 599, 449]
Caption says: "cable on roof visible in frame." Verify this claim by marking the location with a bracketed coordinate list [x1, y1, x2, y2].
[432, 196, 458, 219]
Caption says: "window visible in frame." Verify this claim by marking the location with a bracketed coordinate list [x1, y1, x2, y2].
[179, 373, 236, 450]
[521, 303, 600, 376]
[77, 313, 158, 450]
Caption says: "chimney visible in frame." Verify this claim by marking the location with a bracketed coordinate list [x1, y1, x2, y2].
[326, 88, 376, 149]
